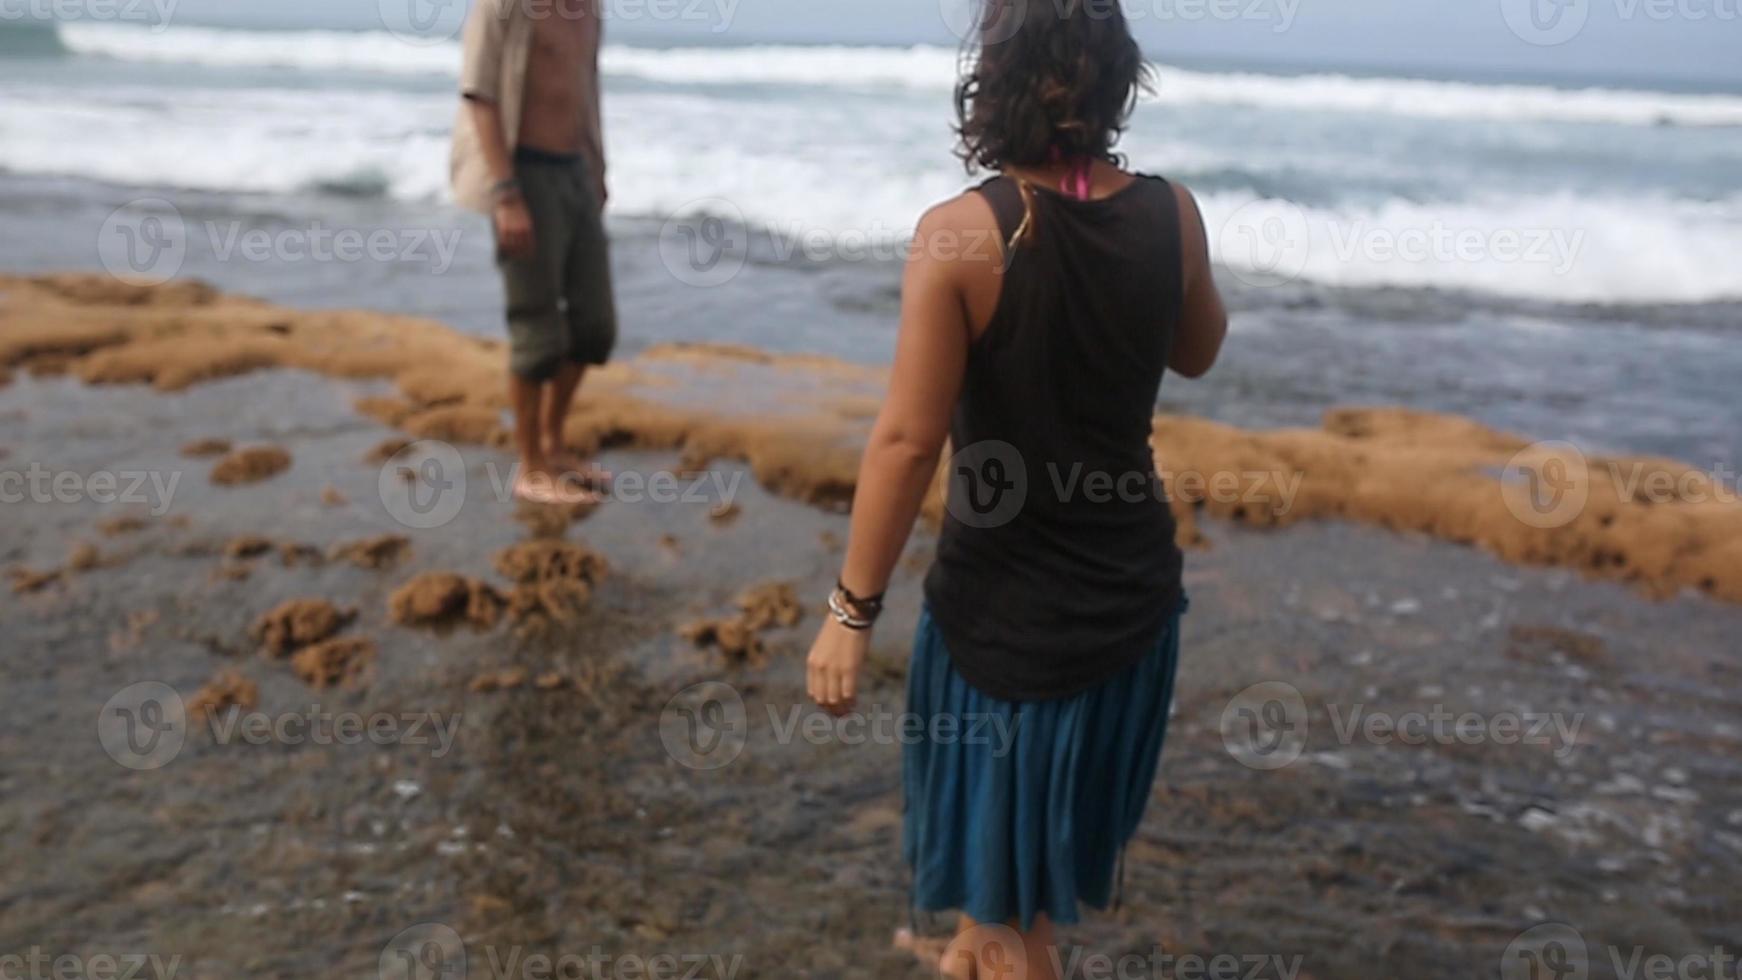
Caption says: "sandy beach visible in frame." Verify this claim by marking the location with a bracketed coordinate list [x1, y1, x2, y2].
[3, 274, 1740, 978]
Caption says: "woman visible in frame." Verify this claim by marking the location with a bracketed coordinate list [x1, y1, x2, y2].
[803, 0, 1227, 976]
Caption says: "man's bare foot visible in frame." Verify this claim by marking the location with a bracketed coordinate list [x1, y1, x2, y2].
[894, 928, 971, 979]
[513, 469, 603, 506]
[546, 449, 613, 489]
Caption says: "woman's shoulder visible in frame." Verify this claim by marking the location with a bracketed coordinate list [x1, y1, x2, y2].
[909, 186, 1008, 265]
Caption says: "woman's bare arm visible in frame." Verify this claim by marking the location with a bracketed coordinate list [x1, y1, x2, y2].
[806, 198, 977, 714]
[1168, 182, 1228, 379]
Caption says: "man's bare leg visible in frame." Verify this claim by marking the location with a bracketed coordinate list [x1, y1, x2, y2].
[541, 361, 584, 465]
[512, 373, 593, 504]
[542, 360, 611, 487]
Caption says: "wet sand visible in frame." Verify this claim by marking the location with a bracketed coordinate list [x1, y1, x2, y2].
[2, 277, 1740, 978]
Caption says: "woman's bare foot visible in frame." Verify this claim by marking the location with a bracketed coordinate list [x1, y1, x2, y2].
[513, 469, 602, 506]
[894, 928, 971, 979]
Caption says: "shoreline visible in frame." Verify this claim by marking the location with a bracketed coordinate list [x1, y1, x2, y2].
[3, 272, 1738, 606]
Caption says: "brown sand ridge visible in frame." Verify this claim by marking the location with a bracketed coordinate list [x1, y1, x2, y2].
[209, 445, 291, 486]
[4, 273, 1739, 603]
[1151, 408, 1742, 602]
[179, 437, 231, 458]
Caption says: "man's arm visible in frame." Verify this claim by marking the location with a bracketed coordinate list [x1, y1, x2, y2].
[459, 0, 533, 257]
[583, 9, 607, 208]
[463, 98, 532, 257]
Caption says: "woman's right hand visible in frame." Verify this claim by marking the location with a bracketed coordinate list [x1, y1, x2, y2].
[494, 197, 534, 259]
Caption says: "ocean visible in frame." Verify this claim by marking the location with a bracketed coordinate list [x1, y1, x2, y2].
[2, 16, 1739, 465]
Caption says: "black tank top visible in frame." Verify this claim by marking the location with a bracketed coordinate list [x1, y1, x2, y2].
[922, 174, 1186, 702]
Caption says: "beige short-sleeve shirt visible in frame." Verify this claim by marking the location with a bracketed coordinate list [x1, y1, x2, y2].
[450, 0, 604, 213]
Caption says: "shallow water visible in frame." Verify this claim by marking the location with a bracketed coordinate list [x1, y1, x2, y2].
[3, 370, 1738, 978]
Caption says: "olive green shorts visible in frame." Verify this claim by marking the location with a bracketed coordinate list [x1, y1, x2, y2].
[496, 149, 617, 381]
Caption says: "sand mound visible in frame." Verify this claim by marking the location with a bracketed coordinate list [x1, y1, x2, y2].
[680, 580, 805, 664]
[512, 497, 602, 537]
[493, 539, 608, 586]
[8, 566, 64, 595]
[493, 540, 609, 626]
[66, 542, 102, 572]
[186, 669, 258, 723]
[364, 438, 412, 465]
[679, 618, 765, 664]
[469, 667, 530, 693]
[291, 637, 377, 690]
[223, 535, 276, 560]
[388, 572, 505, 631]
[252, 598, 356, 657]
[179, 437, 232, 458]
[736, 582, 804, 630]
[210, 445, 291, 486]
[329, 533, 411, 570]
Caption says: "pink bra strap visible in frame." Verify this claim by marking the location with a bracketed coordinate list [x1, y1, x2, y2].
[1061, 156, 1093, 201]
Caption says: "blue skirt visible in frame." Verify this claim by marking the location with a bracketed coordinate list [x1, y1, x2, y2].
[901, 599, 1186, 931]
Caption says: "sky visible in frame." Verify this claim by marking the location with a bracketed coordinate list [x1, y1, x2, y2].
[141, 0, 1742, 88]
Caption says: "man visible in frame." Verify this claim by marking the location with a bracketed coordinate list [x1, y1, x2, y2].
[453, 0, 615, 505]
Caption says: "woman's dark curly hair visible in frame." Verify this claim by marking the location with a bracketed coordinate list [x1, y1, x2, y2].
[955, 0, 1150, 171]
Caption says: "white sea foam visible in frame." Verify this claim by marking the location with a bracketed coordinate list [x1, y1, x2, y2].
[58, 23, 1742, 128]
[17, 23, 1742, 304]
